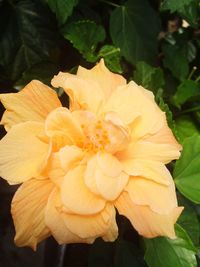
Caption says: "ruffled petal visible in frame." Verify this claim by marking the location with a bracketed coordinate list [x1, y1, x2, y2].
[95, 167, 129, 201]
[117, 141, 181, 164]
[51, 72, 104, 114]
[97, 152, 122, 177]
[11, 178, 54, 250]
[121, 159, 171, 185]
[143, 113, 181, 149]
[84, 155, 100, 195]
[61, 165, 106, 215]
[104, 81, 162, 132]
[77, 59, 126, 99]
[85, 153, 129, 201]
[45, 107, 84, 150]
[0, 122, 50, 184]
[102, 205, 118, 242]
[59, 145, 84, 171]
[115, 192, 183, 239]
[60, 203, 117, 239]
[0, 80, 61, 131]
[125, 176, 177, 214]
[45, 189, 95, 244]
[45, 153, 65, 187]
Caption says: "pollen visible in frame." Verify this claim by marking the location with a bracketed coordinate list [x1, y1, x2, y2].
[81, 119, 111, 152]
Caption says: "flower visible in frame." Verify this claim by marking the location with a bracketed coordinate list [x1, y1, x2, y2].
[0, 60, 183, 250]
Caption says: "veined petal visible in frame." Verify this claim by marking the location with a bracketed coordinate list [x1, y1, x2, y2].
[121, 159, 171, 185]
[0, 122, 50, 184]
[60, 203, 116, 239]
[125, 176, 177, 214]
[77, 59, 126, 99]
[0, 80, 61, 131]
[45, 107, 84, 150]
[115, 192, 183, 239]
[45, 189, 95, 244]
[51, 72, 104, 114]
[59, 145, 84, 171]
[11, 178, 54, 250]
[117, 141, 181, 164]
[61, 165, 106, 215]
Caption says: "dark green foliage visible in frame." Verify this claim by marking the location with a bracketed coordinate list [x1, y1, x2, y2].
[110, 0, 161, 65]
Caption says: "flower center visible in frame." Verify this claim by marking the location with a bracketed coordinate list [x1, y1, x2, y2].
[79, 118, 129, 153]
[80, 120, 108, 152]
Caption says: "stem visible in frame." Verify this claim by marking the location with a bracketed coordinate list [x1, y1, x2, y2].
[188, 66, 197, 80]
[179, 106, 200, 115]
[99, 0, 120, 8]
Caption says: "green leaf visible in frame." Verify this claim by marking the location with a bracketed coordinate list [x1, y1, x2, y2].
[98, 45, 122, 74]
[144, 224, 197, 267]
[162, 43, 189, 81]
[110, 0, 160, 65]
[175, 115, 200, 144]
[0, 0, 57, 81]
[156, 89, 177, 137]
[174, 135, 200, 204]
[47, 0, 78, 25]
[133, 61, 165, 93]
[62, 20, 105, 62]
[173, 80, 200, 108]
[161, 0, 193, 13]
[178, 197, 200, 246]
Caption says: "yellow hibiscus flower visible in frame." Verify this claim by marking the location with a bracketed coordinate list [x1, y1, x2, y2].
[0, 60, 183, 250]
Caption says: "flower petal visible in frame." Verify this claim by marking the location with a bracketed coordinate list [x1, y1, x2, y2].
[0, 80, 61, 131]
[11, 178, 54, 250]
[117, 141, 181, 164]
[121, 159, 171, 185]
[51, 72, 104, 114]
[45, 189, 95, 244]
[60, 203, 117, 239]
[143, 113, 181, 150]
[0, 122, 50, 184]
[97, 152, 122, 177]
[125, 176, 177, 214]
[95, 168, 129, 201]
[77, 59, 126, 99]
[45, 153, 65, 187]
[59, 145, 84, 171]
[61, 165, 106, 215]
[45, 107, 84, 150]
[115, 192, 183, 239]
[104, 81, 162, 131]
[84, 155, 100, 195]
[85, 153, 129, 201]
[102, 206, 118, 242]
